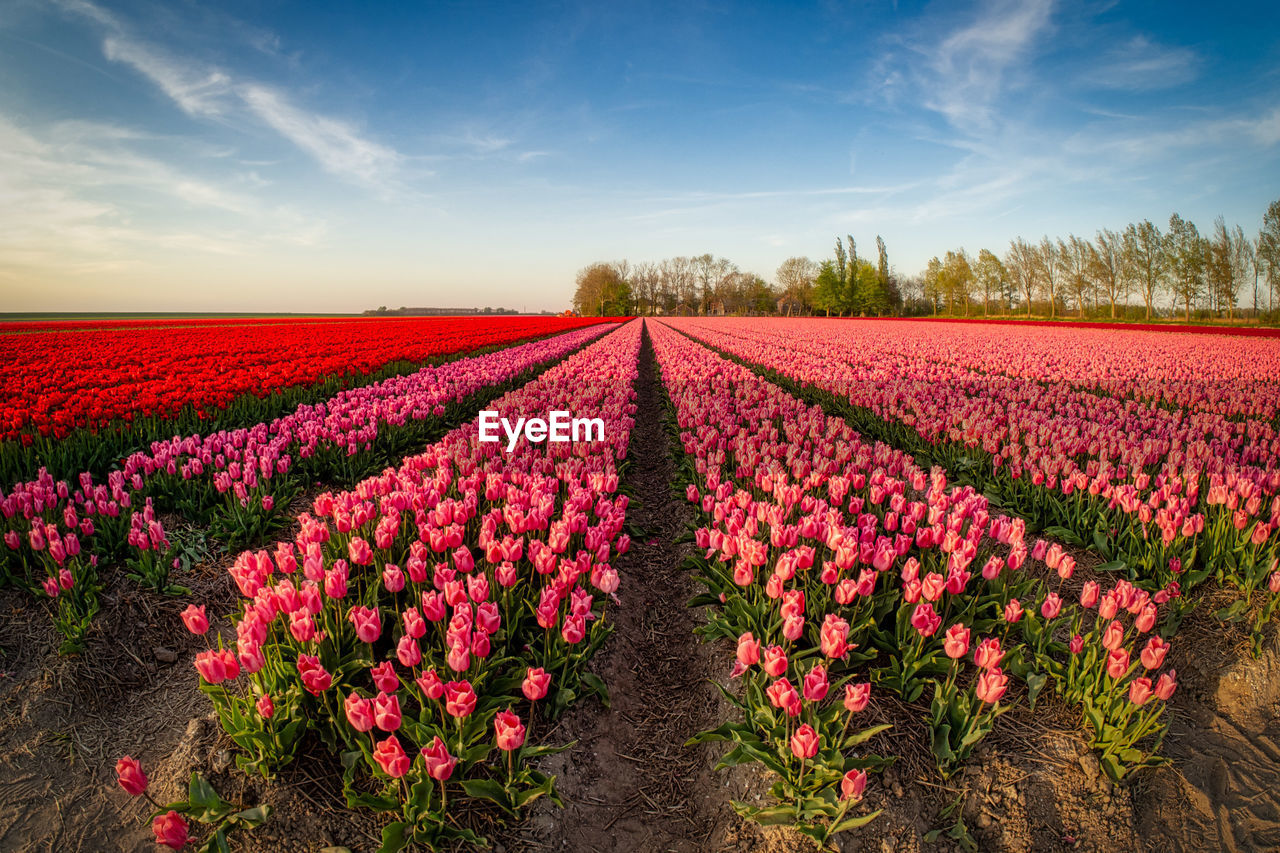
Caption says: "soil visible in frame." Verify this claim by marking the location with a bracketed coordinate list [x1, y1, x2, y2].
[2, 318, 1279, 852]
[498, 323, 731, 853]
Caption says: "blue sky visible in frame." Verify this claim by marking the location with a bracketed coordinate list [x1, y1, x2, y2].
[1, 0, 1277, 312]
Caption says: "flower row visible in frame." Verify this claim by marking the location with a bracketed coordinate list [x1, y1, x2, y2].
[180, 319, 642, 850]
[667, 318, 1280, 629]
[649, 320, 1177, 842]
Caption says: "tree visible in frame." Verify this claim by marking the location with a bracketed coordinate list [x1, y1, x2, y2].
[1060, 235, 1092, 317]
[744, 275, 777, 315]
[573, 262, 632, 316]
[1122, 220, 1167, 320]
[939, 249, 974, 315]
[1005, 238, 1037, 317]
[922, 256, 943, 315]
[776, 257, 818, 315]
[1207, 217, 1238, 319]
[1167, 213, 1205, 322]
[974, 249, 1006, 316]
[842, 235, 859, 315]
[1036, 237, 1063, 319]
[1259, 199, 1280, 314]
[1229, 224, 1253, 320]
[1091, 229, 1127, 320]
[812, 261, 843, 316]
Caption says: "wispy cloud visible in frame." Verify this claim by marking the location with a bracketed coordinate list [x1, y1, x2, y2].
[1063, 105, 1280, 158]
[101, 35, 233, 117]
[55, 0, 405, 190]
[1080, 35, 1198, 91]
[239, 84, 402, 188]
[0, 113, 327, 280]
[920, 0, 1055, 134]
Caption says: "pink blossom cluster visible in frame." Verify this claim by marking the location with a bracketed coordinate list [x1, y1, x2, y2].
[650, 319, 1176, 789]
[667, 318, 1280, 585]
[0, 325, 613, 598]
[200, 320, 640, 789]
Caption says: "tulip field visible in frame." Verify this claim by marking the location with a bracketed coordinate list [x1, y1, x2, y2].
[1, 316, 1279, 852]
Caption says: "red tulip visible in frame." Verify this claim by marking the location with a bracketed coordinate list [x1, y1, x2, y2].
[152, 811, 189, 850]
[180, 604, 208, 635]
[444, 680, 477, 718]
[115, 756, 147, 796]
[373, 735, 410, 778]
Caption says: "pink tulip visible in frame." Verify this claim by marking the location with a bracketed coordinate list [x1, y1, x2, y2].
[495, 709, 527, 751]
[1105, 648, 1130, 679]
[975, 668, 1008, 703]
[840, 768, 867, 801]
[522, 666, 552, 701]
[373, 692, 402, 732]
[444, 680, 477, 718]
[373, 735, 410, 778]
[802, 665, 829, 702]
[943, 623, 970, 659]
[790, 723, 820, 759]
[761, 645, 788, 677]
[180, 604, 208, 635]
[843, 682, 871, 713]
[345, 692, 374, 732]
[421, 736, 457, 780]
[736, 632, 761, 666]
[1129, 677, 1154, 705]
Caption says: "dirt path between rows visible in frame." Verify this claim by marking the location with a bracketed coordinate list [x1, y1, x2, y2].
[501, 320, 731, 853]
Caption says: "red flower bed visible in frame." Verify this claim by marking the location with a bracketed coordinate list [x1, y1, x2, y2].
[0, 316, 622, 442]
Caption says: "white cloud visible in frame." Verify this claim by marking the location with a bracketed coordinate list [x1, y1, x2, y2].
[238, 84, 402, 188]
[56, 0, 405, 190]
[922, 0, 1055, 133]
[0, 114, 328, 279]
[101, 35, 233, 117]
[1080, 35, 1198, 91]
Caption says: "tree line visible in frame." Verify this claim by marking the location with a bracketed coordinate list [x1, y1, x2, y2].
[571, 198, 1280, 322]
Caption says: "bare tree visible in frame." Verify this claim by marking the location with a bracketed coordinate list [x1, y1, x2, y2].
[1005, 238, 1038, 317]
[1167, 213, 1205, 322]
[1036, 237, 1063, 319]
[1259, 199, 1280, 314]
[1090, 229, 1128, 319]
[775, 257, 818, 315]
[1226, 224, 1253, 320]
[974, 249, 1006, 316]
[1122, 220, 1167, 320]
[1059, 235, 1092, 317]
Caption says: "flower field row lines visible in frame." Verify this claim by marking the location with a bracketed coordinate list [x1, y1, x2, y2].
[648, 319, 1179, 843]
[2, 323, 619, 653]
[666, 318, 1280, 643]
[133, 320, 643, 851]
[0, 316, 624, 485]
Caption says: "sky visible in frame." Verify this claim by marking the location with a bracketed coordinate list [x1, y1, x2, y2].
[1, 0, 1278, 313]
